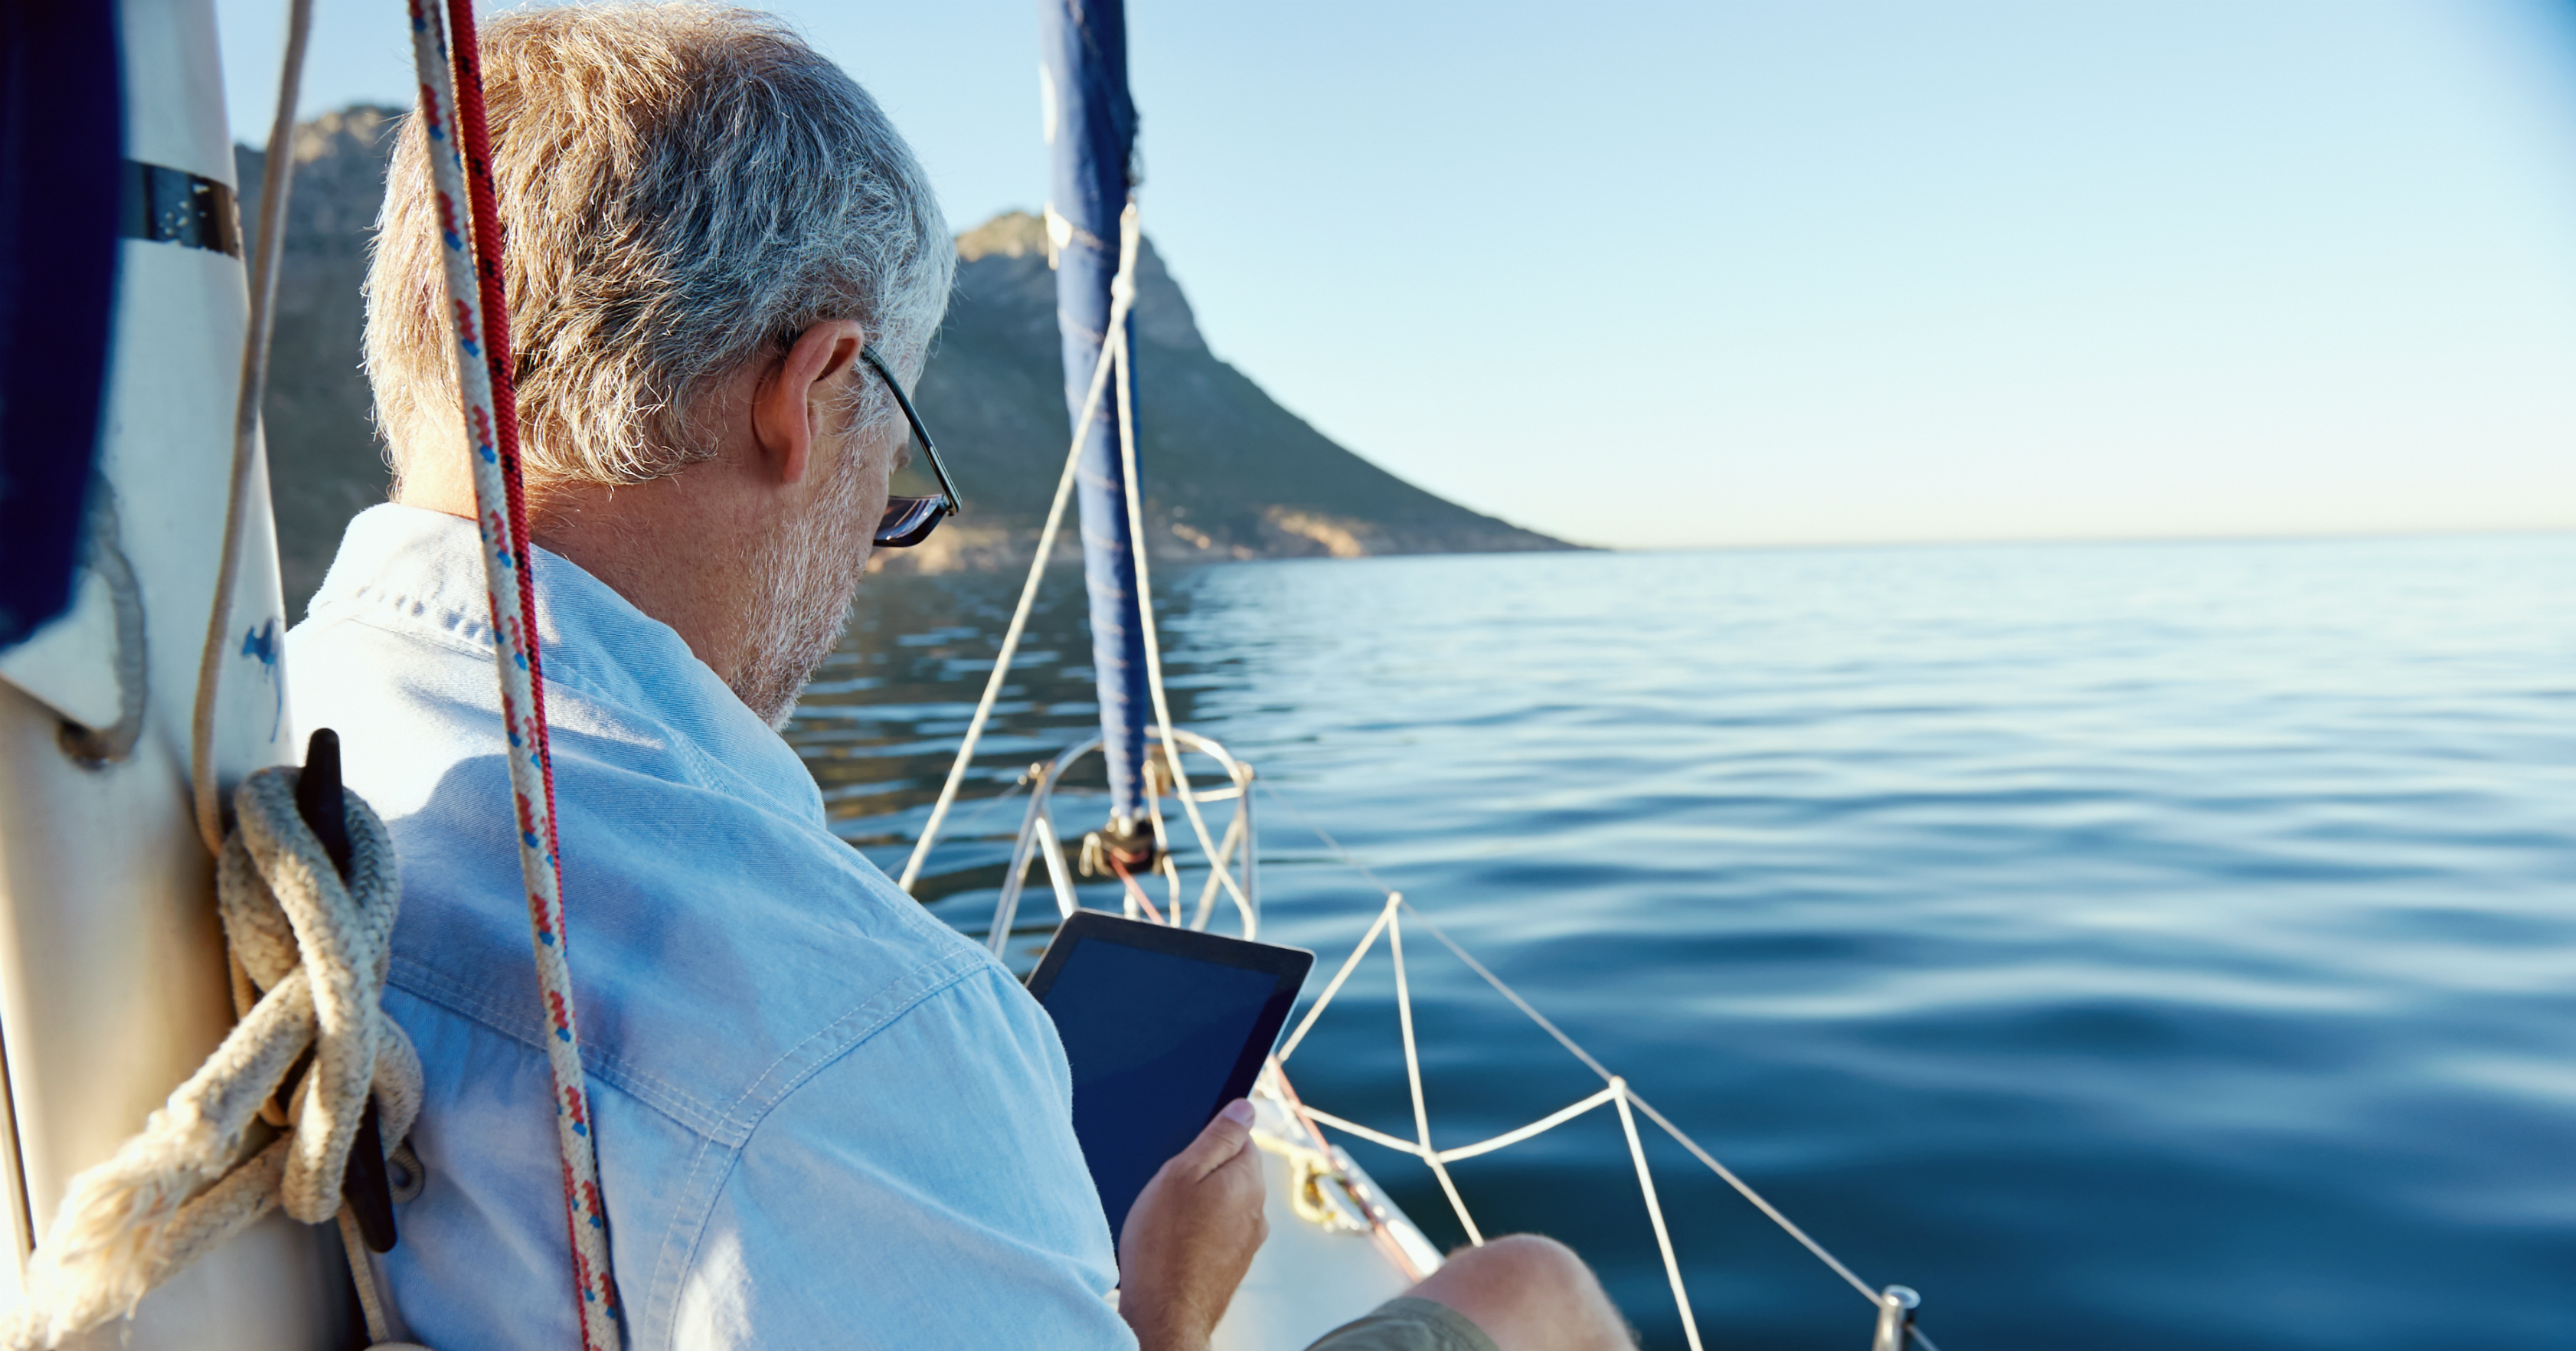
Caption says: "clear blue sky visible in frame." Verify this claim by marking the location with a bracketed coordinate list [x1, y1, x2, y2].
[217, 1, 2576, 550]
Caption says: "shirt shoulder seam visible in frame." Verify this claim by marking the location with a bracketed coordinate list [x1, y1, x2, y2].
[390, 956, 727, 1139]
[713, 947, 993, 1140]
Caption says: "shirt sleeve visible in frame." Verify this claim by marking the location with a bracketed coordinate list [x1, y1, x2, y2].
[670, 963, 1139, 1350]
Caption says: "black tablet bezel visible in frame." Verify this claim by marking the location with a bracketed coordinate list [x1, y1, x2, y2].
[1027, 911, 1315, 1129]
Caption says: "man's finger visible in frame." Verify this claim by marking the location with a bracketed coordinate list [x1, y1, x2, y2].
[1169, 1098, 1257, 1181]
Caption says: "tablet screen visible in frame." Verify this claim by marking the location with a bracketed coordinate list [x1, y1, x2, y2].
[1028, 913, 1312, 1244]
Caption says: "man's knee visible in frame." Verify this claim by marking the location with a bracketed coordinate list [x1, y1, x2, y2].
[1445, 1234, 1596, 1304]
[1411, 1232, 1629, 1349]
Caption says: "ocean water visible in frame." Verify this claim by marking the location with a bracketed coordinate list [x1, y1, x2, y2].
[786, 533, 2576, 1351]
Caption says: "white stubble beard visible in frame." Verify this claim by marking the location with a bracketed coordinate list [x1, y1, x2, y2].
[729, 440, 874, 731]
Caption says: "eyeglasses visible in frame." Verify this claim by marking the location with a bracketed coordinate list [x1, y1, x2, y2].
[859, 343, 960, 548]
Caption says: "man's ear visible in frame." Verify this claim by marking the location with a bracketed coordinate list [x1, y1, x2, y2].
[750, 319, 868, 486]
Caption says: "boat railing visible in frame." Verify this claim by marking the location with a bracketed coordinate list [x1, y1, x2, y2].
[946, 723, 1939, 1351]
[897, 191, 1942, 1350]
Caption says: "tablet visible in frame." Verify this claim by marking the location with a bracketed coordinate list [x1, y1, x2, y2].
[1028, 911, 1313, 1245]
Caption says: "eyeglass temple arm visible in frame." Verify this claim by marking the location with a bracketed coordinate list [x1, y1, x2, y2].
[861, 343, 961, 516]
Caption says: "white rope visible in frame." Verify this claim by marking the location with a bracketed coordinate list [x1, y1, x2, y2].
[900, 196, 1256, 942]
[1291, 1107, 1422, 1158]
[1294, 1086, 1620, 1167]
[1433, 1085, 1619, 1164]
[1105, 204, 1255, 937]
[896, 211, 1146, 895]
[1189, 764, 1252, 931]
[1275, 893, 1397, 1064]
[4, 769, 421, 1347]
[1388, 912, 1480, 1246]
[1255, 778, 1921, 1330]
[1622, 1090, 1877, 1302]
[192, 0, 314, 849]
[1614, 1081, 1703, 1351]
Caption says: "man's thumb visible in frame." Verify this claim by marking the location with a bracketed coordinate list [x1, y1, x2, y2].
[1174, 1098, 1257, 1179]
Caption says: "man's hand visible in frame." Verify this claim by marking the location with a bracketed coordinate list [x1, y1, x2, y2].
[1116, 1098, 1267, 1351]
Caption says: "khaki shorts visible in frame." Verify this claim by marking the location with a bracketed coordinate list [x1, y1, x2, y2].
[1305, 1297, 1501, 1351]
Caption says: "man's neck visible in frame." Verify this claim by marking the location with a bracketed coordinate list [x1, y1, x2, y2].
[393, 460, 768, 694]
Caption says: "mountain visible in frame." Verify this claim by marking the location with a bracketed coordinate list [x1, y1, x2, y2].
[240, 108, 1574, 613]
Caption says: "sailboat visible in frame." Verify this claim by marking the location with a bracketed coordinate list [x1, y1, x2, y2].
[0, 1, 1934, 1347]
[902, 6, 1934, 1351]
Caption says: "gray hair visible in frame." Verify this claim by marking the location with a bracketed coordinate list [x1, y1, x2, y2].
[367, 2, 952, 489]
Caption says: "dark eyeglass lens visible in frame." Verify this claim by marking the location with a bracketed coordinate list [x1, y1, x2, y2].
[874, 495, 946, 548]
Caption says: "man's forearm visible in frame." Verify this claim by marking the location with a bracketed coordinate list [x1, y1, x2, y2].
[1120, 1301, 1208, 1351]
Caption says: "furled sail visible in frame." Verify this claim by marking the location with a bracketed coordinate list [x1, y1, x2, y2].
[1040, 0, 1152, 838]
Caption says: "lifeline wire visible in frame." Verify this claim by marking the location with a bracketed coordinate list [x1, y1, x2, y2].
[878, 188, 1930, 1349]
[1257, 777, 1943, 1349]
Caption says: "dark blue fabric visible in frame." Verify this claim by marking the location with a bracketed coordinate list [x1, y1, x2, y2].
[0, 4, 121, 648]
[1044, 0, 1152, 824]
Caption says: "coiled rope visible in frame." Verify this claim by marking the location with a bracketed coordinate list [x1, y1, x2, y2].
[3, 770, 420, 1348]
[404, 0, 623, 1345]
[13, 1, 610, 1344]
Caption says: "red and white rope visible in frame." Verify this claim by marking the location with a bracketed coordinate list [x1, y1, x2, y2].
[404, 3, 621, 1346]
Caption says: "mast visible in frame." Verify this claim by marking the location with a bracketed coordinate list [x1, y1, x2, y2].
[1040, 0, 1152, 842]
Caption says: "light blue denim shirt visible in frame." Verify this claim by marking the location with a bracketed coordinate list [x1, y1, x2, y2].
[289, 504, 1133, 1350]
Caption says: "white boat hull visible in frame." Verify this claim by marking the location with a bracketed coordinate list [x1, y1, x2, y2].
[1212, 1088, 1444, 1351]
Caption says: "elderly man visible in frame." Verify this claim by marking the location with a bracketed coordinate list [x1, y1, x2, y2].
[290, 5, 1630, 1349]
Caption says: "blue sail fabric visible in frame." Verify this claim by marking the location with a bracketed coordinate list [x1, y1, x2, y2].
[0, 3, 121, 648]
[1043, 0, 1152, 827]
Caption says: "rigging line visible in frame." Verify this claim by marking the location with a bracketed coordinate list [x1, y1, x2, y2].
[895, 216, 1146, 895]
[192, 0, 315, 854]
[1433, 1084, 1620, 1164]
[1254, 777, 1615, 1079]
[1106, 201, 1255, 937]
[1623, 1088, 1878, 1304]
[1615, 1081, 1705, 1351]
[951, 773, 1028, 832]
[1252, 778, 1400, 897]
[1397, 901, 1617, 1085]
[1294, 1105, 1424, 1158]
[1305, 1083, 1623, 1167]
[1274, 891, 1398, 1064]
[1188, 789, 1246, 931]
[1107, 852, 1165, 925]
[883, 774, 1028, 913]
[408, 1, 622, 1342]
[1260, 1061, 1432, 1284]
[1255, 777, 1898, 1307]
[920, 769, 1028, 846]
[1419, 898, 1894, 1304]
[1391, 910, 1483, 1245]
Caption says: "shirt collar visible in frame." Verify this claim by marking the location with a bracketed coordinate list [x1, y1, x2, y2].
[310, 502, 826, 826]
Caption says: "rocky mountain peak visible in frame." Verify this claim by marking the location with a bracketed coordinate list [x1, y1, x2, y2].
[949, 210, 1208, 357]
[245, 109, 1568, 610]
[955, 210, 1048, 262]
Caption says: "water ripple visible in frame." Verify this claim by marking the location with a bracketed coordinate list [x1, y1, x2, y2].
[792, 534, 2576, 1350]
